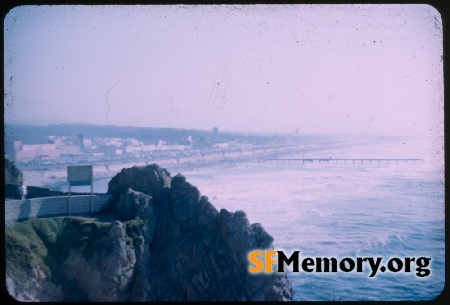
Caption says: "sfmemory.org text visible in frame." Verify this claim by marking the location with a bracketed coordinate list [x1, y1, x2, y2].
[248, 250, 431, 277]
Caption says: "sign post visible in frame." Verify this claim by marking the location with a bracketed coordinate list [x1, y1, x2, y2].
[67, 165, 93, 215]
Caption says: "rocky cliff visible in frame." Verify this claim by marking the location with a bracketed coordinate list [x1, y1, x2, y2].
[6, 164, 293, 301]
[4, 158, 23, 185]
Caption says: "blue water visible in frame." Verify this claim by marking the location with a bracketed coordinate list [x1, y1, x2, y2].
[181, 138, 445, 301]
[55, 137, 445, 300]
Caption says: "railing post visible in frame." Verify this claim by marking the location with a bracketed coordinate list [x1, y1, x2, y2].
[68, 182, 71, 215]
[90, 181, 93, 214]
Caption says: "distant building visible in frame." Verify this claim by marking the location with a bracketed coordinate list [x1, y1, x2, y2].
[125, 146, 142, 154]
[83, 138, 92, 149]
[142, 145, 156, 151]
[213, 127, 219, 137]
[60, 145, 81, 155]
[78, 134, 84, 151]
[125, 142, 185, 155]
[13, 141, 22, 151]
[14, 143, 61, 161]
[129, 138, 140, 146]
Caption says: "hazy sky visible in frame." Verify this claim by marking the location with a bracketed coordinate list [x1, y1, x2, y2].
[4, 4, 443, 137]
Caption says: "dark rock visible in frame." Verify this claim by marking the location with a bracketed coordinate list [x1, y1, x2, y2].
[108, 221, 126, 240]
[197, 195, 219, 230]
[108, 164, 171, 202]
[79, 222, 98, 234]
[6, 164, 293, 301]
[4, 158, 23, 185]
[4, 184, 21, 199]
[170, 173, 201, 224]
[63, 220, 137, 302]
[116, 189, 153, 221]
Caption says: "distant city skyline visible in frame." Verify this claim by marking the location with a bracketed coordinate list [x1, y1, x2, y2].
[4, 5, 443, 139]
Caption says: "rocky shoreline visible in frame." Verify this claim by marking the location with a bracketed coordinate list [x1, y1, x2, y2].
[6, 164, 293, 301]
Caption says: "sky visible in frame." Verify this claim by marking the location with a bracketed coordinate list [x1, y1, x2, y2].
[3, 4, 443, 139]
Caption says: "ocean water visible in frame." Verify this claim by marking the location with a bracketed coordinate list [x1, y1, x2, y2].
[182, 137, 444, 301]
[54, 137, 444, 300]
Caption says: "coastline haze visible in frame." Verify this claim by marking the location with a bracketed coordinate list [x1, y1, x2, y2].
[3, 5, 443, 140]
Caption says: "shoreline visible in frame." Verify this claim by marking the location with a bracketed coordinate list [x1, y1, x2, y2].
[18, 135, 429, 191]
[19, 143, 317, 189]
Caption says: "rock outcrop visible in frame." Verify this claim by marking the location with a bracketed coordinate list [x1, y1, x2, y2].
[6, 269, 64, 302]
[116, 189, 153, 221]
[63, 220, 137, 301]
[108, 164, 171, 203]
[6, 164, 293, 301]
[4, 158, 23, 185]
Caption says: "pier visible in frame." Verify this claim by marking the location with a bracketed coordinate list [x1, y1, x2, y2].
[265, 158, 424, 164]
